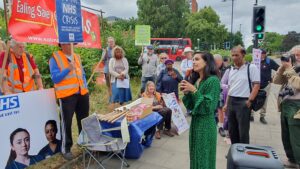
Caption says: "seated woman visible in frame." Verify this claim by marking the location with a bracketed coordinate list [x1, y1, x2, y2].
[6, 128, 44, 169]
[142, 81, 174, 139]
[38, 120, 62, 159]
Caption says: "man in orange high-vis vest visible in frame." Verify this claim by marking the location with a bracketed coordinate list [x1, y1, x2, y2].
[0, 39, 43, 95]
[49, 43, 89, 160]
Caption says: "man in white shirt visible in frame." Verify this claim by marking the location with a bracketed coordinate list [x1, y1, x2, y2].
[180, 47, 194, 77]
[224, 45, 260, 144]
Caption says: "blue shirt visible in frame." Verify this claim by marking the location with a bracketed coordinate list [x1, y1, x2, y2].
[49, 57, 87, 89]
[156, 68, 183, 98]
[38, 139, 62, 159]
[5, 155, 44, 169]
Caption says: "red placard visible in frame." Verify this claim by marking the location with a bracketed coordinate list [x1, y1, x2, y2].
[8, 0, 101, 48]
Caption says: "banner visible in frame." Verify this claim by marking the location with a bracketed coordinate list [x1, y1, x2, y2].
[0, 89, 60, 169]
[135, 25, 151, 46]
[8, 0, 101, 48]
[162, 93, 189, 135]
[56, 0, 83, 43]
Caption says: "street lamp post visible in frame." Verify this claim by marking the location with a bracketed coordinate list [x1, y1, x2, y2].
[222, 0, 234, 49]
[197, 38, 200, 51]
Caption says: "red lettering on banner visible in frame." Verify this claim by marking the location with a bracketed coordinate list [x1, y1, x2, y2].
[9, 0, 101, 48]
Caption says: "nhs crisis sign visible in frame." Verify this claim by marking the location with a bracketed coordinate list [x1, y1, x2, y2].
[0, 96, 20, 118]
[56, 0, 83, 43]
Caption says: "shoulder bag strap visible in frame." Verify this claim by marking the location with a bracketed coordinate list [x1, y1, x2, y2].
[247, 64, 253, 93]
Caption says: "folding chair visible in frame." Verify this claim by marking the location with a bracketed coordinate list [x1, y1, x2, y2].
[77, 114, 130, 169]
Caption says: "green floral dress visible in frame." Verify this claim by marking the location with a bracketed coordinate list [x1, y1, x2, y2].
[183, 76, 220, 169]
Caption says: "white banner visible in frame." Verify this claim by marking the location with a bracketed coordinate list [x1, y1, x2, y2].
[162, 93, 189, 135]
[0, 89, 60, 169]
[252, 48, 262, 75]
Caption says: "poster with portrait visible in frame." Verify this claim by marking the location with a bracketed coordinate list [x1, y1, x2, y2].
[0, 89, 60, 169]
[162, 93, 189, 135]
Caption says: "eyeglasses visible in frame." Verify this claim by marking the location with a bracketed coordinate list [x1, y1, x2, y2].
[161, 57, 167, 60]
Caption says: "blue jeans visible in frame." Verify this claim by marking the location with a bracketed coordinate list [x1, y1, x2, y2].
[141, 76, 156, 93]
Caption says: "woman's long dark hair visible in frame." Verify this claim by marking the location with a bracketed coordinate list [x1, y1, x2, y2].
[187, 52, 218, 85]
[6, 128, 30, 167]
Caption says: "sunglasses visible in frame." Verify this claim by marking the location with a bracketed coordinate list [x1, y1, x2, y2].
[161, 57, 167, 60]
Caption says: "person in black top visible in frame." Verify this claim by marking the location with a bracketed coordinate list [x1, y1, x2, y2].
[252, 49, 279, 124]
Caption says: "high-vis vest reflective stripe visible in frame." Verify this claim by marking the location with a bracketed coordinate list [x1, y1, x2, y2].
[7, 52, 35, 93]
[52, 51, 88, 99]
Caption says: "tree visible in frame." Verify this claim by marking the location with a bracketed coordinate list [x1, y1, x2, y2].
[137, 0, 189, 37]
[185, 7, 228, 50]
[260, 32, 284, 53]
[231, 31, 244, 47]
[282, 31, 300, 52]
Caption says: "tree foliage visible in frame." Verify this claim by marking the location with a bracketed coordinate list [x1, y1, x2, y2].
[185, 7, 228, 50]
[137, 0, 189, 37]
[259, 32, 284, 54]
[282, 31, 300, 52]
[229, 31, 244, 47]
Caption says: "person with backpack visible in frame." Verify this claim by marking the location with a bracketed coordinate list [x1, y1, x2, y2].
[0, 39, 43, 95]
[251, 49, 279, 124]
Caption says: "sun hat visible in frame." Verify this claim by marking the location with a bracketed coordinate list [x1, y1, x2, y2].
[183, 47, 194, 54]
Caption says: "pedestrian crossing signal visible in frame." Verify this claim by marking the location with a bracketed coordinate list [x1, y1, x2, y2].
[252, 6, 265, 33]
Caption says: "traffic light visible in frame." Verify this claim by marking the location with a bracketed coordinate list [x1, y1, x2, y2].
[252, 6, 266, 33]
[256, 33, 264, 40]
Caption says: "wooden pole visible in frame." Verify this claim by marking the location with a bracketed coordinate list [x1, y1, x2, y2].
[87, 49, 106, 85]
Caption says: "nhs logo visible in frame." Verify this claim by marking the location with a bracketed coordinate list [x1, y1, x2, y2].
[0, 96, 20, 111]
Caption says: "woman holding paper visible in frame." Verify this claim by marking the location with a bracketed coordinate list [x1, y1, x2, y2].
[109, 46, 132, 105]
[180, 52, 220, 169]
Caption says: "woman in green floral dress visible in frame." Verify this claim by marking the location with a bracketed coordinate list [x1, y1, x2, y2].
[180, 52, 220, 169]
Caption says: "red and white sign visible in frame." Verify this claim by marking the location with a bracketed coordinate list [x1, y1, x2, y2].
[8, 0, 101, 48]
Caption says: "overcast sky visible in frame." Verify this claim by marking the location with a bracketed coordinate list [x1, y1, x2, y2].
[2, 0, 299, 47]
[80, 0, 300, 47]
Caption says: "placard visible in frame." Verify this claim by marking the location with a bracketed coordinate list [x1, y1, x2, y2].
[252, 48, 262, 71]
[0, 89, 60, 169]
[56, 0, 83, 43]
[135, 25, 151, 46]
[162, 93, 189, 135]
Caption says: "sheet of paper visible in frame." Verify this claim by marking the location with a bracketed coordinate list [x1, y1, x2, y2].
[116, 79, 130, 88]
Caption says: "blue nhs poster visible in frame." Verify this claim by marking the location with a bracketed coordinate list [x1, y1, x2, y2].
[56, 0, 83, 43]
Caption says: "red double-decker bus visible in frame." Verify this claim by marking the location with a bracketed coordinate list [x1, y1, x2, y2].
[150, 38, 192, 61]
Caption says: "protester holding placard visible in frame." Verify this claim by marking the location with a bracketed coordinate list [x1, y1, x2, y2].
[49, 43, 89, 160]
[142, 81, 174, 139]
[109, 46, 132, 105]
[0, 39, 43, 94]
[138, 45, 158, 94]
[38, 120, 62, 159]
[5, 128, 44, 169]
[180, 52, 220, 169]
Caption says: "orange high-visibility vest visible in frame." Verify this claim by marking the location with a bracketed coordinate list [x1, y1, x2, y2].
[52, 51, 88, 99]
[7, 52, 35, 93]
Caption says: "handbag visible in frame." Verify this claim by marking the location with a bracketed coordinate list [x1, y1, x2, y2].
[247, 64, 267, 111]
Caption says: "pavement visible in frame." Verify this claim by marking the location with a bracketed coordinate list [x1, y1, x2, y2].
[85, 83, 291, 169]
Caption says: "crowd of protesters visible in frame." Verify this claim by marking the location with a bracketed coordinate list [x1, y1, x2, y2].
[1, 36, 300, 169]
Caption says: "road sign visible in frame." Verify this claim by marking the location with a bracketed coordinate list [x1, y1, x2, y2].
[56, 0, 83, 43]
